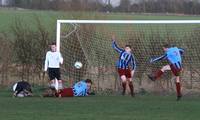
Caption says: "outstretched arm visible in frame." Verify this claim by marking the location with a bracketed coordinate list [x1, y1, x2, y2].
[150, 54, 167, 63]
[112, 35, 124, 53]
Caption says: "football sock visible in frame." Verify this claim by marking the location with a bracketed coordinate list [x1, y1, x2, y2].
[176, 82, 181, 97]
[129, 81, 134, 96]
[155, 70, 164, 80]
[122, 82, 126, 94]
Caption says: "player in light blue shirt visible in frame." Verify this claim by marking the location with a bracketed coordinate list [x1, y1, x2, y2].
[42, 79, 93, 97]
[72, 80, 90, 96]
[148, 44, 184, 101]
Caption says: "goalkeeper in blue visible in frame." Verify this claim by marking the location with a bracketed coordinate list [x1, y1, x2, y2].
[148, 44, 184, 101]
[112, 35, 136, 97]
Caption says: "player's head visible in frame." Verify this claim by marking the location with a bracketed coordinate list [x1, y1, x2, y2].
[125, 45, 132, 53]
[50, 42, 57, 52]
[162, 44, 170, 51]
[85, 79, 92, 88]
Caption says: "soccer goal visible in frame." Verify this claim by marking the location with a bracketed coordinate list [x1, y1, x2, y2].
[56, 20, 200, 93]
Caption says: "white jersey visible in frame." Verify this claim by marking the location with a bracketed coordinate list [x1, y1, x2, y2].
[44, 51, 63, 71]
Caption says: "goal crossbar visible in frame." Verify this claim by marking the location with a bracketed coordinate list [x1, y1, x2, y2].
[56, 20, 200, 51]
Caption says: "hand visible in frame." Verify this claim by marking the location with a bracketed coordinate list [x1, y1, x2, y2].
[150, 58, 154, 63]
[44, 69, 47, 72]
[112, 34, 116, 41]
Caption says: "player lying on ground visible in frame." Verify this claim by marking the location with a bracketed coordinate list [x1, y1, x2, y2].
[112, 35, 136, 97]
[44, 42, 64, 90]
[42, 79, 94, 97]
[12, 81, 33, 97]
[148, 44, 184, 101]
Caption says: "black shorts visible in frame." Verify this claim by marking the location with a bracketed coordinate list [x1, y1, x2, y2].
[48, 68, 61, 80]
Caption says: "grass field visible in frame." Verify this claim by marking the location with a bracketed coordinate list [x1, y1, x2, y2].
[1, 89, 200, 120]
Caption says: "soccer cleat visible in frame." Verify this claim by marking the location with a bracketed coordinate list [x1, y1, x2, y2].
[148, 74, 156, 81]
[176, 95, 182, 101]
[131, 92, 135, 97]
[122, 90, 125, 96]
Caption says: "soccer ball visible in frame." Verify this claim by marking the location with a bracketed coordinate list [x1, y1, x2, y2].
[74, 61, 83, 69]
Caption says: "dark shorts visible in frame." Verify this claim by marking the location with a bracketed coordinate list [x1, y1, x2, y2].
[56, 88, 74, 97]
[48, 68, 61, 80]
[118, 68, 132, 78]
[170, 64, 182, 76]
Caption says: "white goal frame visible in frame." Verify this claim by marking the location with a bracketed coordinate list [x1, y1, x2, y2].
[56, 20, 200, 51]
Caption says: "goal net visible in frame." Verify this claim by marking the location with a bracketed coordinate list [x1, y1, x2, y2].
[57, 20, 200, 94]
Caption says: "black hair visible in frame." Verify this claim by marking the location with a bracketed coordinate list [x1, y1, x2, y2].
[125, 45, 131, 49]
[163, 43, 170, 48]
[50, 42, 56, 46]
[85, 79, 92, 84]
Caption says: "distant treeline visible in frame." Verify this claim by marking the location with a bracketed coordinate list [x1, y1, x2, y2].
[5, 0, 200, 15]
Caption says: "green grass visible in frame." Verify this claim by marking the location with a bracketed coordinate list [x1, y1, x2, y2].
[1, 89, 200, 120]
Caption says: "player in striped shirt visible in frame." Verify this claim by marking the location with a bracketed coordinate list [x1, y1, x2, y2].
[44, 42, 63, 90]
[112, 35, 136, 97]
[148, 44, 184, 101]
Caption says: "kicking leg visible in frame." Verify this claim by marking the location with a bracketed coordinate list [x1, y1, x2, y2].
[148, 65, 171, 81]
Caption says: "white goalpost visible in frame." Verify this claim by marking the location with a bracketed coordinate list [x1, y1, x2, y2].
[56, 20, 200, 93]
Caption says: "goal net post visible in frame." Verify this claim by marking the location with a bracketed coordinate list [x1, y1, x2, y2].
[57, 20, 200, 94]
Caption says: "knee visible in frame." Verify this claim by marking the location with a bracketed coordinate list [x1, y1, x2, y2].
[121, 76, 127, 82]
[176, 76, 180, 83]
[161, 65, 171, 72]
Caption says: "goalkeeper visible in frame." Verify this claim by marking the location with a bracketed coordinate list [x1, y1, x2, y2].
[44, 42, 63, 90]
[112, 35, 136, 97]
[148, 44, 184, 101]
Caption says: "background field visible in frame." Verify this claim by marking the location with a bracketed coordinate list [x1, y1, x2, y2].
[1, 9, 200, 33]
[1, 8, 200, 120]
[0, 89, 200, 120]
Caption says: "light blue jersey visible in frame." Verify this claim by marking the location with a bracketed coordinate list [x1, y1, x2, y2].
[72, 81, 88, 96]
[151, 47, 184, 69]
[166, 47, 182, 64]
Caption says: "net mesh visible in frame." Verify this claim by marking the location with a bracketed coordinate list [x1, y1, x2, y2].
[59, 22, 200, 94]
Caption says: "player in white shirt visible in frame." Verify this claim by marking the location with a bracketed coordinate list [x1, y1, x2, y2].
[44, 42, 63, 89]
